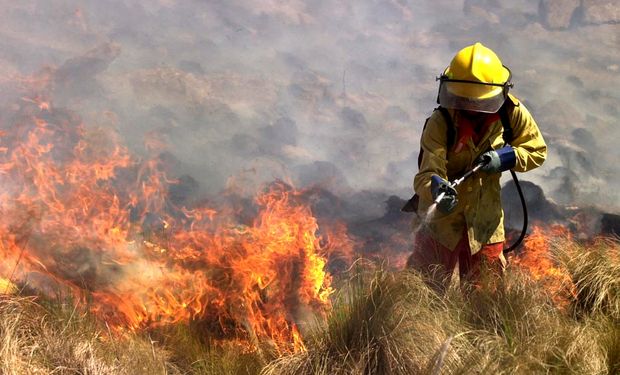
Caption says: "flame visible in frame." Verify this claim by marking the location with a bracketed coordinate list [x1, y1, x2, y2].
[511, 225, 576, 308]
[0, 99, 349, 352]
[0, 277, 17, 295]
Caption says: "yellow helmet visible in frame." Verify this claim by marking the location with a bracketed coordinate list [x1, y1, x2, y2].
[437, 42, 512, 113]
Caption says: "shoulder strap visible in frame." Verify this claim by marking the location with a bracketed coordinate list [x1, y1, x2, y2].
[498, 100, 514, 145]
[416, 117, 431, 168]
[436, 106, 456, 149]
[416, 107, 455, 168]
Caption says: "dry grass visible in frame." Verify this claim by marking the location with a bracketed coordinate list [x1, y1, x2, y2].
[0, 294, 271, 374]
[0, 236, 618, 374]
[147, 324, 269, 375]
[263, 266, 461, 375]
[0, 295, 180, 374]
[553, 237, 620, 374]
[264, 236, 620, 375]
[554, 238, 620, 320]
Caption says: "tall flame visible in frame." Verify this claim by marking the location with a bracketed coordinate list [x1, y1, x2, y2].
[0, 99, 344, 352]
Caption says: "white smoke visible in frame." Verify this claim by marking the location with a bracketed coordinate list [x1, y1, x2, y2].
[0, 0, 618, 211]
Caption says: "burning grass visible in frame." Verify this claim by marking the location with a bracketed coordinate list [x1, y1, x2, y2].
[1, 234, 619, 374]
[0, 100, 343, 353]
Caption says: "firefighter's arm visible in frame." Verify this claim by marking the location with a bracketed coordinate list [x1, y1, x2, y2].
[414, 112, 449, 203]
[508, 99, 547, 172]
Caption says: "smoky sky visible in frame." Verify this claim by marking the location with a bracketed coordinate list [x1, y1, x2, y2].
[0, 0, 618, 212]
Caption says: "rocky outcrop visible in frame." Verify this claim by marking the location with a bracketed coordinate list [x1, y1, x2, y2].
[463, 0, 539, 26]
[502, 180, 564, 230]
[539, 0, 581, 29]
[582, 0, 620, 24]
[539, 0, 620, 29]
[601, 213, 620, 237]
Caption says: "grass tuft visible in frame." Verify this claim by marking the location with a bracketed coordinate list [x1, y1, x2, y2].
[553, 238, 620, 320]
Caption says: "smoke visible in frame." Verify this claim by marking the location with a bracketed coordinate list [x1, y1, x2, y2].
[0, 0, 618, 211]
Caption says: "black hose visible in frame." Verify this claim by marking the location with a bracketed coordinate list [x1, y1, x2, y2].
[503, 169, 528, 254]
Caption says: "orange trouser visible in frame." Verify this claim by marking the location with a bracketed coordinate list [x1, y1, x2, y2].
[406, 230, 506, 293]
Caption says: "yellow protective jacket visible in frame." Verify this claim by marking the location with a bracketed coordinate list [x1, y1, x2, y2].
[414, 94, 547, 254]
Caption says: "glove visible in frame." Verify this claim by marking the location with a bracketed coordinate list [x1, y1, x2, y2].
[476, 146, 516, 173]
[430, 175, 458, 213]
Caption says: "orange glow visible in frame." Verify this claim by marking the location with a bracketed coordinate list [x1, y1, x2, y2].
[511, 225, 576, 308]
[0, 100, 350, 352]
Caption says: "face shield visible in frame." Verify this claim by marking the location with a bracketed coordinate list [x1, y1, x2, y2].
[436, 67, 513, 113]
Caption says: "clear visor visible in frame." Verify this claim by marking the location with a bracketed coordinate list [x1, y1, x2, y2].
[438, 81, 508, 113]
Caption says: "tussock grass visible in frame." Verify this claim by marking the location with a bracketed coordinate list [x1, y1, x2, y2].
[0, 293, 270, 374]
[553, 238, 620, 320]
[552, 237, 620, 375]
[265, 236, 620, 374]
[0, 236, 618, 374]
[262, 266, 463, 375]
[0, 295, 180, 374]
[148, 324, 269, 374]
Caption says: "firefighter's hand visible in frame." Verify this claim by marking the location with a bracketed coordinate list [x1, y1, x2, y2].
[476, 146, 516, 173]
[431, 175, 457, 213]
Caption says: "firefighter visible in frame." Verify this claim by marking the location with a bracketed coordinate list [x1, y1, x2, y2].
[407, 42, 547, 292]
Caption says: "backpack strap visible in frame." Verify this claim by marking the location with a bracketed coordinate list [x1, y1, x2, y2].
[437, 106, 456, 149]
[403, 107, 455, 213]
[416, 117, 431, 168]
[416, 107, 455, 168]
[498, 101, 514, 145]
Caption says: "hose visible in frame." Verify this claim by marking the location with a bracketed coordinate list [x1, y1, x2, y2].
[503, 169, 528, 254]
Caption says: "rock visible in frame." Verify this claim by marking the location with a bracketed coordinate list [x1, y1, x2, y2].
[53, 43, 121, 97]
[177, 60, 205, 75]
[259, 117, 298, 146]
[601, 213, 620, 237]
[501, 180, 564, 230]
[296, 161, 351, 195]
[582, 0, 620, 24]
[463, 1, 501, 24]
[539, 0, 580, 29]
[55, 43, 121, 83]
[341, 107, 368, 129]
[463, 0, 539, 26]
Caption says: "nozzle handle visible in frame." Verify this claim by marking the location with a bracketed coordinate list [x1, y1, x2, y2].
[450, 161, 485, 188]
[433, 191, 446, 205]
[432, 161, 485, 205]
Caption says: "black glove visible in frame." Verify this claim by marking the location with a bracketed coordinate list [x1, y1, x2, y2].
[476, 146, 516, 173]
[430, 175, 457, 213]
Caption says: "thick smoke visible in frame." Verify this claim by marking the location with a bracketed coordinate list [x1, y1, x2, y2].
[0, 0, 618, 212]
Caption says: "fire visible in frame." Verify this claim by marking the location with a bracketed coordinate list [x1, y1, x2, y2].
[0, 277, 17, 294]
[0, 98, 347, 352]
[510, 225, 576, 308]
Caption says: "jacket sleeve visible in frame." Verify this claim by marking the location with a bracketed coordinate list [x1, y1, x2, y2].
[413, 111, 449, 202]
[508, 99, 547, 172]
